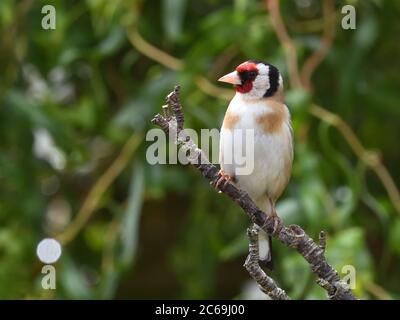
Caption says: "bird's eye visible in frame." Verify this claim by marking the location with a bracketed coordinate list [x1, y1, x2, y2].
[248, 71, 257, 78]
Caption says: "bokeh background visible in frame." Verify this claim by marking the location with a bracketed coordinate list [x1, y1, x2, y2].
[1, 0, 400, 299]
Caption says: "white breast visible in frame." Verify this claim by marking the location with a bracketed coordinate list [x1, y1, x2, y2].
[219, 94, 293, 205]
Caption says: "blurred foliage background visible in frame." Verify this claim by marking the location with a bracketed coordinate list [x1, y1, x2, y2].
[1, 0, 400, 299]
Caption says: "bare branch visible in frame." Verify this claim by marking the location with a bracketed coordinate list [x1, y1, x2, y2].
[167, 86, 184, 131]
[244, 225, 290, 300]
[319, 231, 326, 254]
[152, 87, 357, 300]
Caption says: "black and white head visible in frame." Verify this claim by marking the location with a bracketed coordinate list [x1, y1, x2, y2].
[218, 60, 283, 100]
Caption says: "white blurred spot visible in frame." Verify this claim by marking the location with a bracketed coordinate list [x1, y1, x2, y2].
[48, 67, 67, 84]
[45, 197, 71, 233]
[22, 64, 49, 100]
[241, 281, 271, 300]
[23, 64, 75, 103]
[49, 67, 75, 103]
[33, 128, 66, 170]
[334, 186, 353, 203]
[37, 238, 62, 264]
[296, 0, 312, 8]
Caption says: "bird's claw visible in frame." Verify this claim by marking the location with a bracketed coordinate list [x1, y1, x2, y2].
[212, 170, 235, 191]
[272, 214, 281, 235]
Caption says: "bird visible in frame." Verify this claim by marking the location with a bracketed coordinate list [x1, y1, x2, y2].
[216, 60, 293, 270]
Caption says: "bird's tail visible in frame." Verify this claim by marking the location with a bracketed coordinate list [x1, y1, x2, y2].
[255, 197, 274, 270]
[257, 228, 273, 271]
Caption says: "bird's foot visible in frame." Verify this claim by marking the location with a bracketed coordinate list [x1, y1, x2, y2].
[271, 211, 281, 235]
[212, 170, 235, 192]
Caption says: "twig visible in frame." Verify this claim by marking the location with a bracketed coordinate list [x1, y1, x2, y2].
[126, 26, 183, 71]
[266, 0, 302, 88]
[57, 133, 142, 245]
[152, 86, 357, 300]
[300, 0, 336, 91]
[364, 281, 392, 300]
[244, 225, 290, 300]
[195, 76, 233, 101]
[167, 86, 184, 131]
[126, 24, 234, 101]
[209, 45, 240, 78]
[310, 104, 400, 214]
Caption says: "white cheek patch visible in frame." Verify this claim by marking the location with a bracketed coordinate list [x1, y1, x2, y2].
[253, 75, 269, 94]
[257, 63, 269, 75]
[257, 64, 270, 86]
[244, 64, 269, 99]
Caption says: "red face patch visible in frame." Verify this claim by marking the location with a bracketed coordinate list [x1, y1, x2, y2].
[235, 81, 253, 93]
[236, 62, 258, 73]
[235, 62, 258, 93]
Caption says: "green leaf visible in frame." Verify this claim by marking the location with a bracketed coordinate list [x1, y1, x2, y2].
[96, 26, 125, 57]
[219, 233, 247, 260]
[59, 256, 92, 299]
[84, 222, 108, 252]
[285, 88, 311, 115]
[119, 161, 145, 268]
[162, 0, 186, 41]
[389, 219, 400, 255]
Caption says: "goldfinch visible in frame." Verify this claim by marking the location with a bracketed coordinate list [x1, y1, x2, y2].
[217, 60, 293, 270]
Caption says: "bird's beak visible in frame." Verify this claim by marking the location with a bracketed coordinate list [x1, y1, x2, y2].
[218, 71, 241, 85]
